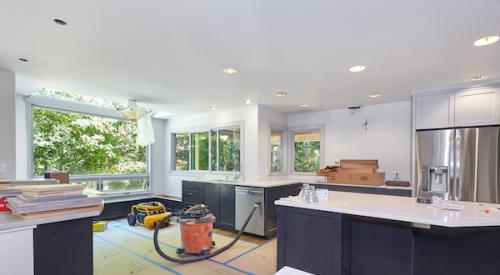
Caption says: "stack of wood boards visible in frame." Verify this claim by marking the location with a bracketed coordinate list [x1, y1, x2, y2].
[324, 160, 385, 186]
[0, 179, 59, 198]
[7, 184, 103, 219]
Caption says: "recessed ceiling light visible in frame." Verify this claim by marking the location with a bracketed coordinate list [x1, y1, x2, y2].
[300, 104, 310, 108]
[474, 36, 499, 47]
[349, 65, 366, 73]
[211, 105, 217, 111]
[53, 19, 67, 26]
[19, 58, 29, 62]
[244, 99, 252, 104]
[276, 92, 288, 97]
[471, 75, 488, 81]
[369, 93, 381, 98]
[223, 67, 238, 74]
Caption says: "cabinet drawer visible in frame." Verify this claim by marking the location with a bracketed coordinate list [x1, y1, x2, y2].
[182, 181, 203, 193]
[182, 190, 203, 204]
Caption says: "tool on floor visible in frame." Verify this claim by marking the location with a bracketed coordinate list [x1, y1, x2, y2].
[93, 220, 107, 232]
[153, 202, 260, 264]
[127, 201, 172, 229]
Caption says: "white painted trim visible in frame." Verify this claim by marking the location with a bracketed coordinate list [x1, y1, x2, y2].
[26, 94, 123, 119]
[410, 78, 500, 96]
[288, 124, 325, 175]
[269, 124, 288, 176]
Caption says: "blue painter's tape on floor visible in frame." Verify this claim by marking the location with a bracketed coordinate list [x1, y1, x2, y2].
[94, 234, 181, 275]
[115, 225, 255, 275]
[224, 238, 274, 264]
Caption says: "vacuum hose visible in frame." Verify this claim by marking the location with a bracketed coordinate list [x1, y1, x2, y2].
[153, 203, 260, 264]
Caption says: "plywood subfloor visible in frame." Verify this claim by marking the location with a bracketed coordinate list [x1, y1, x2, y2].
[94, 219, 277, 275]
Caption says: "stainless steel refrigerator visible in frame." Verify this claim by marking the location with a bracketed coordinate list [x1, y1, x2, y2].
[416, 126, 500, 203]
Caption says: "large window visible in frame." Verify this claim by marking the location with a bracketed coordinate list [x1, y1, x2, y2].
[270, 130, 283, 173]
[31, 103, 149, 195]
[173, 127, 240, 172]
[293, 130, 321, 173]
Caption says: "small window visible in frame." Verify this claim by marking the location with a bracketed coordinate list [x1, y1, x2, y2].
[293, 130, 321, 173]
[270, 130, 283, 173]
[174, 133, 190, 170]
[212, 128, 241, 172]
[190, 132, 209, 170]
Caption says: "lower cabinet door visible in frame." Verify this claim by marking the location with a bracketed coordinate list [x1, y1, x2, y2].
[203, 183, 220, 226]
[0, 226, 34, 275]
[218, 185, 235, 230]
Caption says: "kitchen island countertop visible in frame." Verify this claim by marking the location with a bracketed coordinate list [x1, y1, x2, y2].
[275, 191, 500, 227]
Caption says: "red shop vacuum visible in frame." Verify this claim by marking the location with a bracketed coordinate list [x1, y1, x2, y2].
[153, 203, 259, 264]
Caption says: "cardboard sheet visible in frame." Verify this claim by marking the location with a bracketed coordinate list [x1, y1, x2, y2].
[94, 220, 272, 275]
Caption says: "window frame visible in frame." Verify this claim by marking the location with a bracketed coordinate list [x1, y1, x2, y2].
[170, 122, 244, 176]
[26, 94, 151, 196]
[269, 125, 288, 176]
[289, 125, 325, 175]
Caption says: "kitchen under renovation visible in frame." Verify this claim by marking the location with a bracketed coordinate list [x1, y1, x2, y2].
[1, 1, 500, 275]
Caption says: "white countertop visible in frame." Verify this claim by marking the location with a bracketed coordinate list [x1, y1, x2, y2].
[187, 178, 412, 189]
[275, 191, 500, 228]
[0, 209, 102, 231]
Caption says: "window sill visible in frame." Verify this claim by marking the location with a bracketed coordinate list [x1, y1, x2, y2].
[102, 192, 153, 204]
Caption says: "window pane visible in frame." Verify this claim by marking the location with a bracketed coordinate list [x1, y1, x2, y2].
[190, 132, 209, 170]
[271, 130, 282, 173]
[210, 130, 217, 170]
[218, 129, 240, 171]
[72, 181, 98, 193]
[293, 130, 320, 173]
[103, 179, 148, 193]
[33, 107, 147, 176]
[175, 133, 189, 170]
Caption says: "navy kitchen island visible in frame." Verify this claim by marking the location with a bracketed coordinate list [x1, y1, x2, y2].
[276, 191, 500, 275]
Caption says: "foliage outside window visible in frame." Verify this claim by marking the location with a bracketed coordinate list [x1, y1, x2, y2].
[213, 129, 240, 172]
[191, 132, 209, 170]
[271, 130, 283, 173]
[293, 130, 321, 173]
[32, 106, 148, 193]
[173, 127, 240, 172]
[174, 133, 189, 170]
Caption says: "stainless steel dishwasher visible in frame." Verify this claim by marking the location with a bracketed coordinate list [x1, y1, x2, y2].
[235, 186, 265, 236]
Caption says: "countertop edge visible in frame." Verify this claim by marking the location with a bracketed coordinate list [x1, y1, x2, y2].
[275, 197, 500, 228]
[0, 210, 102, 232]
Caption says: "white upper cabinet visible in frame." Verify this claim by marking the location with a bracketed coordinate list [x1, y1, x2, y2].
[454, 87, 500, 126]
[415, 93, 455, 129]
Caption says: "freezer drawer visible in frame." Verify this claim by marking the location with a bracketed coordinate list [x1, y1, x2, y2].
[235, 186, 265, 236]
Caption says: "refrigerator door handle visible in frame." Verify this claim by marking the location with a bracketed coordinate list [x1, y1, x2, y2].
[454, 133, 461, 201]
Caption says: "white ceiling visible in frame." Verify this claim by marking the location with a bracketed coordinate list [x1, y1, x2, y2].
[1, 0, 499, 116]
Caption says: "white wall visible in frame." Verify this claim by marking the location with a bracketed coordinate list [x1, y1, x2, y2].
[150, 118, 167, 194]
[164, 105, 259, 197]
[287, 101, 412, 181]
[15, 95, 28, 179]
[0, 70, 16, 179]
